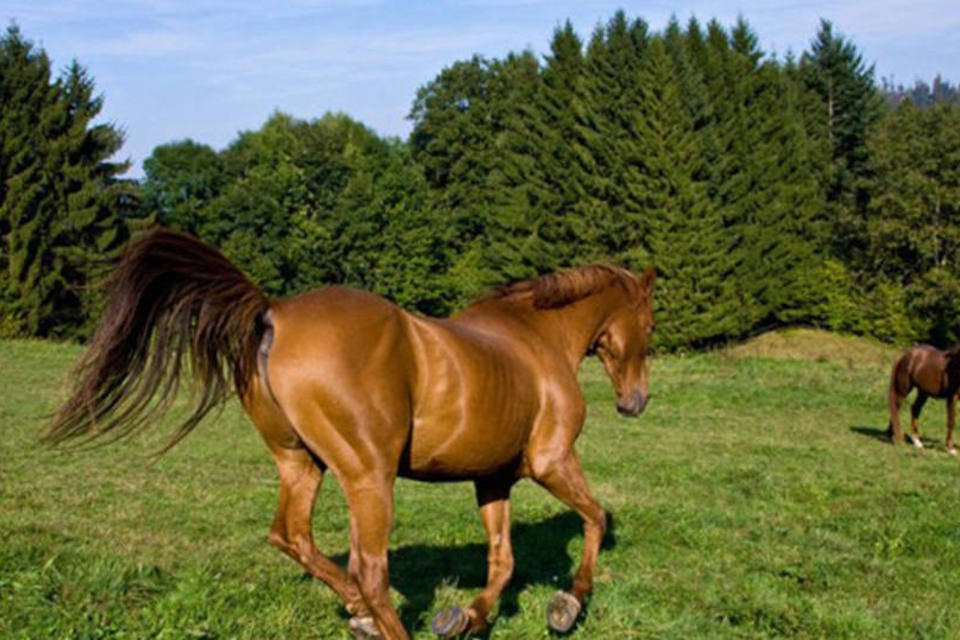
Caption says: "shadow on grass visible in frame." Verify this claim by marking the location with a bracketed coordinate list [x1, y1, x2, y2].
[330, 510, 617, 635]
[850, 425, 937, 449]
[850, 425, 892, 444]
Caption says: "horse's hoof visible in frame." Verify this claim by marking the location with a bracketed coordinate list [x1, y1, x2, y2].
[431, 606, 470, 637]
[547, 591, 581, 634]
[349, 616, 382, 640]
[908, 435, 924, 448]
[948, 447, 958, 456]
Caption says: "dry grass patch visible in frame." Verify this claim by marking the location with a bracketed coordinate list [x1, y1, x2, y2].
[724, 328, 897, 371]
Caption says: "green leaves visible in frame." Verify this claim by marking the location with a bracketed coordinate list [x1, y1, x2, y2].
[4, 16, 959, 349]
[0, 25, 139, 339]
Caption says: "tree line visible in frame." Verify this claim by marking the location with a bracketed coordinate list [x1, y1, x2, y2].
[1, 14, 959, 349]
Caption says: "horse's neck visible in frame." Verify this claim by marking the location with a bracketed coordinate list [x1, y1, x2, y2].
[945, 347, 960, 383]
[532, 289, 621, 370]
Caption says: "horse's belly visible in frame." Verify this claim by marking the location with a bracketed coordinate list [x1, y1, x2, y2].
[403, 408, 532, 480]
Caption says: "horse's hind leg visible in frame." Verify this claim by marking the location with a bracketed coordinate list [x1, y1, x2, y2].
[888, 375, 909, 444]
[431, 478, 515, 637]
[344, 478, 408, 640]
[243, 381, 368, 619]
[268, 446, 367, 615]
[532, 450, 606, 634]
[909, 392, 928, 448]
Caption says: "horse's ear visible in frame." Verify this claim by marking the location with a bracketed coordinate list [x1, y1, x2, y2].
[640, 267, 656, 292]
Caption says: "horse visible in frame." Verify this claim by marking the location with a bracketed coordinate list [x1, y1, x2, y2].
[47, 228, 657, 640]
[887, 344, 960, 454]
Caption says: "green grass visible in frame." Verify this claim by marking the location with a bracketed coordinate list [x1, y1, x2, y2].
[3, 332, 960, 639]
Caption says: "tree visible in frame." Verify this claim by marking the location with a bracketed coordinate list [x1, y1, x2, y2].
[863, 100, 960, 344]
[0, 26, 139, 338]
[633, 36, 737, 347]
[142, 140, 224, 233]
[800, 20, 884, 206]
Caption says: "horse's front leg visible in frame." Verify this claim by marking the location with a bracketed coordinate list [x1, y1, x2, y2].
[909, 392, 928, 448]
[532, 449, 606, 634]
[431, 478, 515, 637]
[947, 394, 957, 455]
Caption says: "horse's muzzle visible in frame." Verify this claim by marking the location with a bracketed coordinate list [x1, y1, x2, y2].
[616, 390, 647, 417]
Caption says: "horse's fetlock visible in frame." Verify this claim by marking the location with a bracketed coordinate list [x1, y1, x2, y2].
[267, 529, 288, 550]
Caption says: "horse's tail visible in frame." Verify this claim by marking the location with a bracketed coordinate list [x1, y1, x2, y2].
[45, 228, 270, 451]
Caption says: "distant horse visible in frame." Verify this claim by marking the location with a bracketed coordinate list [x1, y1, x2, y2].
[887, 344, 960, 454]
[48, 229, 657, 640]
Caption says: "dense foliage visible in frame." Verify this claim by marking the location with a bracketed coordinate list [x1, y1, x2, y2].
[2, 15, 959, 348]
[0, 26, 143, 339]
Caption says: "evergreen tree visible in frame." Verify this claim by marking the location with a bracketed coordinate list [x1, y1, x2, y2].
[0, 26, 138, 338]
[799, 20, 884, 206]
[864, 100, 960, 343]
[633, 36, 737, 347]
[582, 11, 651, 260]
[529, 22, 606, 268]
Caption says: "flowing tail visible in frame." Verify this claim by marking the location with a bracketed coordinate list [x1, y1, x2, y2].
[46, 228, 269, 450]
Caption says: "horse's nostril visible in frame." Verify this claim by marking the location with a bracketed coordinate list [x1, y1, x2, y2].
[636, 391, 648, 412]
[617, 390, 646, 416]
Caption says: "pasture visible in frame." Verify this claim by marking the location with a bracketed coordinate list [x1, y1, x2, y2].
[2, 330, 960, 638]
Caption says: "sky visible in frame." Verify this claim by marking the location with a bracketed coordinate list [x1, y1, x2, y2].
[4, 1, 959, 177]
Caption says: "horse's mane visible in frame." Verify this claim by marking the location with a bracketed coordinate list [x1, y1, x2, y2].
[477, 265, 641, 310]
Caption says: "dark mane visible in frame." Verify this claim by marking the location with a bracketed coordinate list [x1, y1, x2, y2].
[479, 265, 641, 310]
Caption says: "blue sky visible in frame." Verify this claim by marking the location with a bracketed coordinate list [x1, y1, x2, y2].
[5, 1, 958, 177]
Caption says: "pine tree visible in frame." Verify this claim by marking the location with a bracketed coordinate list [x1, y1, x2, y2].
[799, 20, 884, 207]
[0, 27, 137, 338]
[634, 36, 737, 347]
[864, 100, 960, 343]
[526, 22, 606, 269]
[582, 11, 651, 261]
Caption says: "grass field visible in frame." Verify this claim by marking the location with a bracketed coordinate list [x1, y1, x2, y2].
[3, 329, 960, 639]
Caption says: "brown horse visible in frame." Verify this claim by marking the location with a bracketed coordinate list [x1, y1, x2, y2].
[47, 229, 656, 639]
[887, 344, 960, 454]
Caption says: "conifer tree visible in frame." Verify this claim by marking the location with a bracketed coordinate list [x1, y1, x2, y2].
[0, 26, 136, 338]
[634, 37, 737, 347]
[800, 19, 884, 204]
[582, 12, 651, 260]
[526, 22, 606, 269]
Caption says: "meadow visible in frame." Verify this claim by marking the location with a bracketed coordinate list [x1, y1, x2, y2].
[3, 330, 960, 639]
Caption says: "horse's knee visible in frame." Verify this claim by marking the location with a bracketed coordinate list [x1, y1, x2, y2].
[584, 506, 606, 534]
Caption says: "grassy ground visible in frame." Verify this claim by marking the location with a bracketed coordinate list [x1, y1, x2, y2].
[3, 331, 960, 639]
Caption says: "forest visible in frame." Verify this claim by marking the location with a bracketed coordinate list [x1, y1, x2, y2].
[1, 12, 959, 350]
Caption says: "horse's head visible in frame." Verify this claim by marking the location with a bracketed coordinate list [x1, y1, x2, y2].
[594, 267, 656, 417]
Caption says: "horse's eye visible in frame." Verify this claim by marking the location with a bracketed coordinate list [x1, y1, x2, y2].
[648, 323, 656, 334]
